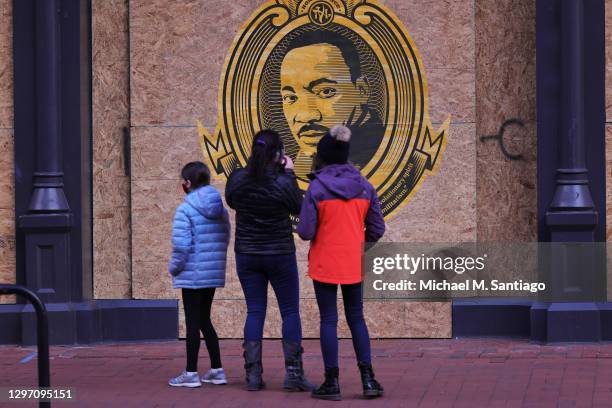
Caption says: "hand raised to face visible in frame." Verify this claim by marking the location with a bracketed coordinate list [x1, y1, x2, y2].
[281, 154, 294, 170]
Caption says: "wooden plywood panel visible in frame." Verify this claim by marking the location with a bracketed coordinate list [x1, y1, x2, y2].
[92, 0, 132, 299]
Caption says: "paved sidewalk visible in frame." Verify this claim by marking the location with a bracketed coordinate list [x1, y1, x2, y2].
[1, 339, 612, 407]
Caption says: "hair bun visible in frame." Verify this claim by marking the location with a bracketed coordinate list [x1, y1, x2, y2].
[329, 125, 351, 142]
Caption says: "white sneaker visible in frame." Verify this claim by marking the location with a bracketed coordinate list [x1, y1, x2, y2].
[169, 371, 202, 387]
[201, 368, 227, 385]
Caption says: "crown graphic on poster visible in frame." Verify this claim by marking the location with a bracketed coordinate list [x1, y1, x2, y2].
[196, 0, 450, 221]
[277, 0, 364, 21]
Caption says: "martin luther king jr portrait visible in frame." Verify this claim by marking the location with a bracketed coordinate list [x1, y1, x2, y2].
[259, 26, 387, 181]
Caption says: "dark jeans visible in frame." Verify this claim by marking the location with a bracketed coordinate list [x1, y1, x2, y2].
[182, 288, 222, 372]
[236, 252, 302, 342]
[313, 280, 372, 369]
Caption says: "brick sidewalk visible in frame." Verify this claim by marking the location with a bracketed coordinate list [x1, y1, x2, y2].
[2, 339, 612, 407]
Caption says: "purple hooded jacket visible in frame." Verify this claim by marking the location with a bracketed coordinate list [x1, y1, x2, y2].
[297, 164, 385, 284]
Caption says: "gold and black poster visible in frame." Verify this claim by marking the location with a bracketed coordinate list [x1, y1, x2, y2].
[197, 0, 449, 219]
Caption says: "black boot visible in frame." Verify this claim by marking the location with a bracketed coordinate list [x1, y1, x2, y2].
[358, 361, 383, 398]
[311, 367, 341, 401]
[242, 341, 265, 391]
[281, 340, 314, 391]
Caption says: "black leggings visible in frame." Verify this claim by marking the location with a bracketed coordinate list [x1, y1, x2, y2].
[182, 288, 222, 371]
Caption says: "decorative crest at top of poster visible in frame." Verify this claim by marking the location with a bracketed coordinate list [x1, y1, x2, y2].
[277, 0, 362, 21]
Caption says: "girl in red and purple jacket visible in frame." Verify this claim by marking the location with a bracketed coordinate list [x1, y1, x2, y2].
[297, 125, 385, 401]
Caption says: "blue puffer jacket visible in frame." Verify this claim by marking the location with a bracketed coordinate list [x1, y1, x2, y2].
[168, 185, 230, 289]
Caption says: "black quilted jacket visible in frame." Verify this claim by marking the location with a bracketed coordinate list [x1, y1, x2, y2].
[225, 167, 302, 255]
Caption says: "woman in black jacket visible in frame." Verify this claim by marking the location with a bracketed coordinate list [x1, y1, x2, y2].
[225, 129, 312, 392]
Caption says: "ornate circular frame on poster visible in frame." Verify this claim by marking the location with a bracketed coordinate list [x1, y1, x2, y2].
[197, 0, 450, 220]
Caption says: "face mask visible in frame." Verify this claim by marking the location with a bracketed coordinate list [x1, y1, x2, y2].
[277, 143, 285, 165]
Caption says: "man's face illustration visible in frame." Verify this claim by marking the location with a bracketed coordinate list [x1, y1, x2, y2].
[280, 43, 369, 154]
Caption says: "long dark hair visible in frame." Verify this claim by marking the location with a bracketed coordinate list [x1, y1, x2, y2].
[247, 129, 283, 181]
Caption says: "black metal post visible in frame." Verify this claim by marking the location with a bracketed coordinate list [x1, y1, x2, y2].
[545, 0, 601, 300]
[17, 0, 74, 306]
[534, 0, 607, 342]
[545, 0, 599, 304]
[0, 285, 50, 408]
[549, 0, 593, 212]
[30, 0, 69, 213]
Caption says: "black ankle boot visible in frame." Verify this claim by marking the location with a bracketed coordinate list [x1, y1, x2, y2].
[282, 340, 314, 391]
[311, 367, 341, 401]
[358, 361, 383, 398]
[242, 341, 265, 391]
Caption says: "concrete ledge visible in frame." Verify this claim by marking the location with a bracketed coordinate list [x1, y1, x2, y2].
[546, 303, 601, 342]
[453, 299, 612, 342]
[0, 304, 24, 344]
[452, 298, 532, 338]
[0, 299, 178, 345]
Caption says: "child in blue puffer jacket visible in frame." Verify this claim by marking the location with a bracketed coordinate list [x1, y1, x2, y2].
[168, 162, 230, 388]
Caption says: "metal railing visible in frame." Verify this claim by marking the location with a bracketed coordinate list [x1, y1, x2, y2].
[0, 284, 50, 408]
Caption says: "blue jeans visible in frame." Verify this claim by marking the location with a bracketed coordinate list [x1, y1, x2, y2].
[236, 252, 302, 342]
[313, 280, 372, 369]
